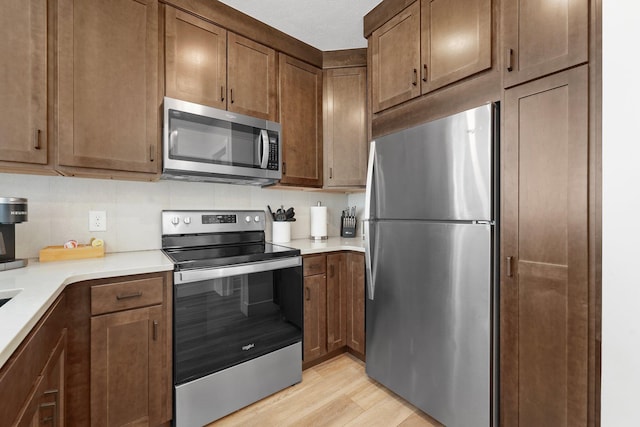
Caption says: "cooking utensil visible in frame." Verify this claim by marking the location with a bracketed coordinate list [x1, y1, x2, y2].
[267, 205, 276, 221]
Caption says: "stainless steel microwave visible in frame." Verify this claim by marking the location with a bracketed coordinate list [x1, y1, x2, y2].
[162, 97, 281, 185]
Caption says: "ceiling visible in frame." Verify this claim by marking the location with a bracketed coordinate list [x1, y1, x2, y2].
[217, 0, 383, 51]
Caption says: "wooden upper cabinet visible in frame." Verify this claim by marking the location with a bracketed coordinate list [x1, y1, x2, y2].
[165, 6, 227, 109]
[278, 54, 323, 187]
[165, 7, 277, 121]
[370, 1, 421, 113]
[56, 0, 159, 175]
[371, 0, 492, 113]
[0, 0, 48, 166]
[501, 65, 589, 426]
[228, 32, 278, 121]
[324, 67, 368, 188]
[421, 0, 492, 93]
[502, 0, 588, 88]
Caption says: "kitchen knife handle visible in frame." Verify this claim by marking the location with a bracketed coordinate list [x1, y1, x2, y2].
[305, 287, 310, 301]
[506, 256, 513, 277]
[412, 68, 418, 86]
[221, 86, 225, 102]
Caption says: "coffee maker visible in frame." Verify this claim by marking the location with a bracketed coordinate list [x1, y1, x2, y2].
[0, 197, 28, 271]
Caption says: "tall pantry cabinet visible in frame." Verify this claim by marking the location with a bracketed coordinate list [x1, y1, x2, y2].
[500, 0, 594, 425]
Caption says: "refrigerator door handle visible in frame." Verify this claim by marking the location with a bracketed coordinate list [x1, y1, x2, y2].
[364, 140, 376, 221]
[364, 140, 377, 300]
[364, 219, 376, 300]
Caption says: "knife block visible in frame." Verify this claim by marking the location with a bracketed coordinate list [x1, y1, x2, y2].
[340, 216, 357, 238]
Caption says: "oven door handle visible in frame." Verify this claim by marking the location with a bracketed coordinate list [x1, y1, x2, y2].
[175, 256, 302, 284]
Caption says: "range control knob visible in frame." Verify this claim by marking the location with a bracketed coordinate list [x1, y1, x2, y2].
[245, 215, 252, 223]
[183, 217, 191, 224]
[254, 215, 260, 223]
[171, 216, 180, 225]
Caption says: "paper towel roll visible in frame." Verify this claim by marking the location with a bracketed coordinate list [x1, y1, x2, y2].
[310, 204, 327, 240]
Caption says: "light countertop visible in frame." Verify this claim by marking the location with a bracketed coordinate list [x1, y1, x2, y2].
[0, 250, 174, 370]
[0, 239, 363, 370]
[280, 237, 365, 255]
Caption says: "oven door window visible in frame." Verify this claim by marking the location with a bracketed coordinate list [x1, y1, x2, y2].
[168, 109, 261, 169]
[174, 265, 302, 385]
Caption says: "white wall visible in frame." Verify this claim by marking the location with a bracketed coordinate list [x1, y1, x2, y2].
[601, 1, 640, 425]
[0, 173, 349, 258]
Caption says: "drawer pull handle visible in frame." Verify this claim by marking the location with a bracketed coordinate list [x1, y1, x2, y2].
[221, 86, 225, 102]
[506, 48, 514, 72]
[422, 64, 428, 82]
[43, 389, 59, 395]
[153, 320, 158, 341]
[230, 88, 234, 104]
[34, 128, 42, 150]
[116, 291, 142, 300]
[412, 68, 418, 86]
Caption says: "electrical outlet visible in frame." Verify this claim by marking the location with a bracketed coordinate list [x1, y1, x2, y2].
[89, 210, 107, 232]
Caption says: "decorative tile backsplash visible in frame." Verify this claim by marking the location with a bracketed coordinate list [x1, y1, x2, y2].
[0, 173, 353, 259]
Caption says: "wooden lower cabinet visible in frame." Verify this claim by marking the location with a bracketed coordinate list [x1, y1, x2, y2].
[0, 294, 67, 426]
[303, 252, 365, 367]
[303, 272, 327, 362]
[66, 271, 172, 426]
[501, 65, 589, 426]
[346, 253, 365, 355]
[91, 305, 166, 426]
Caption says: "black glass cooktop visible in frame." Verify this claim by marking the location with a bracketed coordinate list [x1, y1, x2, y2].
[163, 241, 300, 271]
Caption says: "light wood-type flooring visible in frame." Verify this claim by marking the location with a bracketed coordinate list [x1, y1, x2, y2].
[209, 353, 441, 427]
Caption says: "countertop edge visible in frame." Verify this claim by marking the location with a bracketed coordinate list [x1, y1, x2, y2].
[278, 237, 366, 255]
[0, 250, 174, 370]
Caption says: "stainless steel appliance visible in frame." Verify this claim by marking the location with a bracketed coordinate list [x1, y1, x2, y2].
[161, 210, 302, 427]
[364, 104, 498, 427]
[0, 197, 28, 271]
[162, 97, 282, 185]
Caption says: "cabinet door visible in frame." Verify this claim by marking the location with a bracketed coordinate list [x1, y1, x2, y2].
[0, 0, 48, 165]
[324, 67, 368, 188]
[228, 32, 277, 121]
[279, 54, 323, 187]
[57, 0, 159, 174]
[347, 253, 366, 355]
[165, 6, 227, 109]
[501, 65, 588, 426]
[303, 274, 327, 362]
[326, 253, 347, 352]
[91, 305, 167, 427]
[503, 0, 588, 88]
[421, 0, 491, 93]
[370, 1, 420, 113]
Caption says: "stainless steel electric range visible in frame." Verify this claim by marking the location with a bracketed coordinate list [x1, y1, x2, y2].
[162, 210, 303, 427]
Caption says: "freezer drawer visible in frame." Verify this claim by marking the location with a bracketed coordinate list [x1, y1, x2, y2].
[366, 220, 493, 427]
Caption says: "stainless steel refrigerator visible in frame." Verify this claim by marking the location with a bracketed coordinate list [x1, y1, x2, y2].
[363, 103, 498, 427]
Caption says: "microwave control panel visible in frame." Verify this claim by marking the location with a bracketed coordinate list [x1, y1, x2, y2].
[267, 134, 279, 170]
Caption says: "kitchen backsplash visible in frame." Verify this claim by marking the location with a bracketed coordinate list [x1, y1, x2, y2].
[0, 173, 354, 259]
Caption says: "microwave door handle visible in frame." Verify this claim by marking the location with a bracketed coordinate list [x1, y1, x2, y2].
[260, 130, 269, 169]
[169, 130, 178, 154]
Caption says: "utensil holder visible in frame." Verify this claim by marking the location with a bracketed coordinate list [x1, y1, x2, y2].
[272, 221, 291, 243]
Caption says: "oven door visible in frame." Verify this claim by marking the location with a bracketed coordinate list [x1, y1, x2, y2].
[173, 256, 302, 386]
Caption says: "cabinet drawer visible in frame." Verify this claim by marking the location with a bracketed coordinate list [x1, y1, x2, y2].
[91, 277, 164, 315]
[303, 255, 326, 276]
